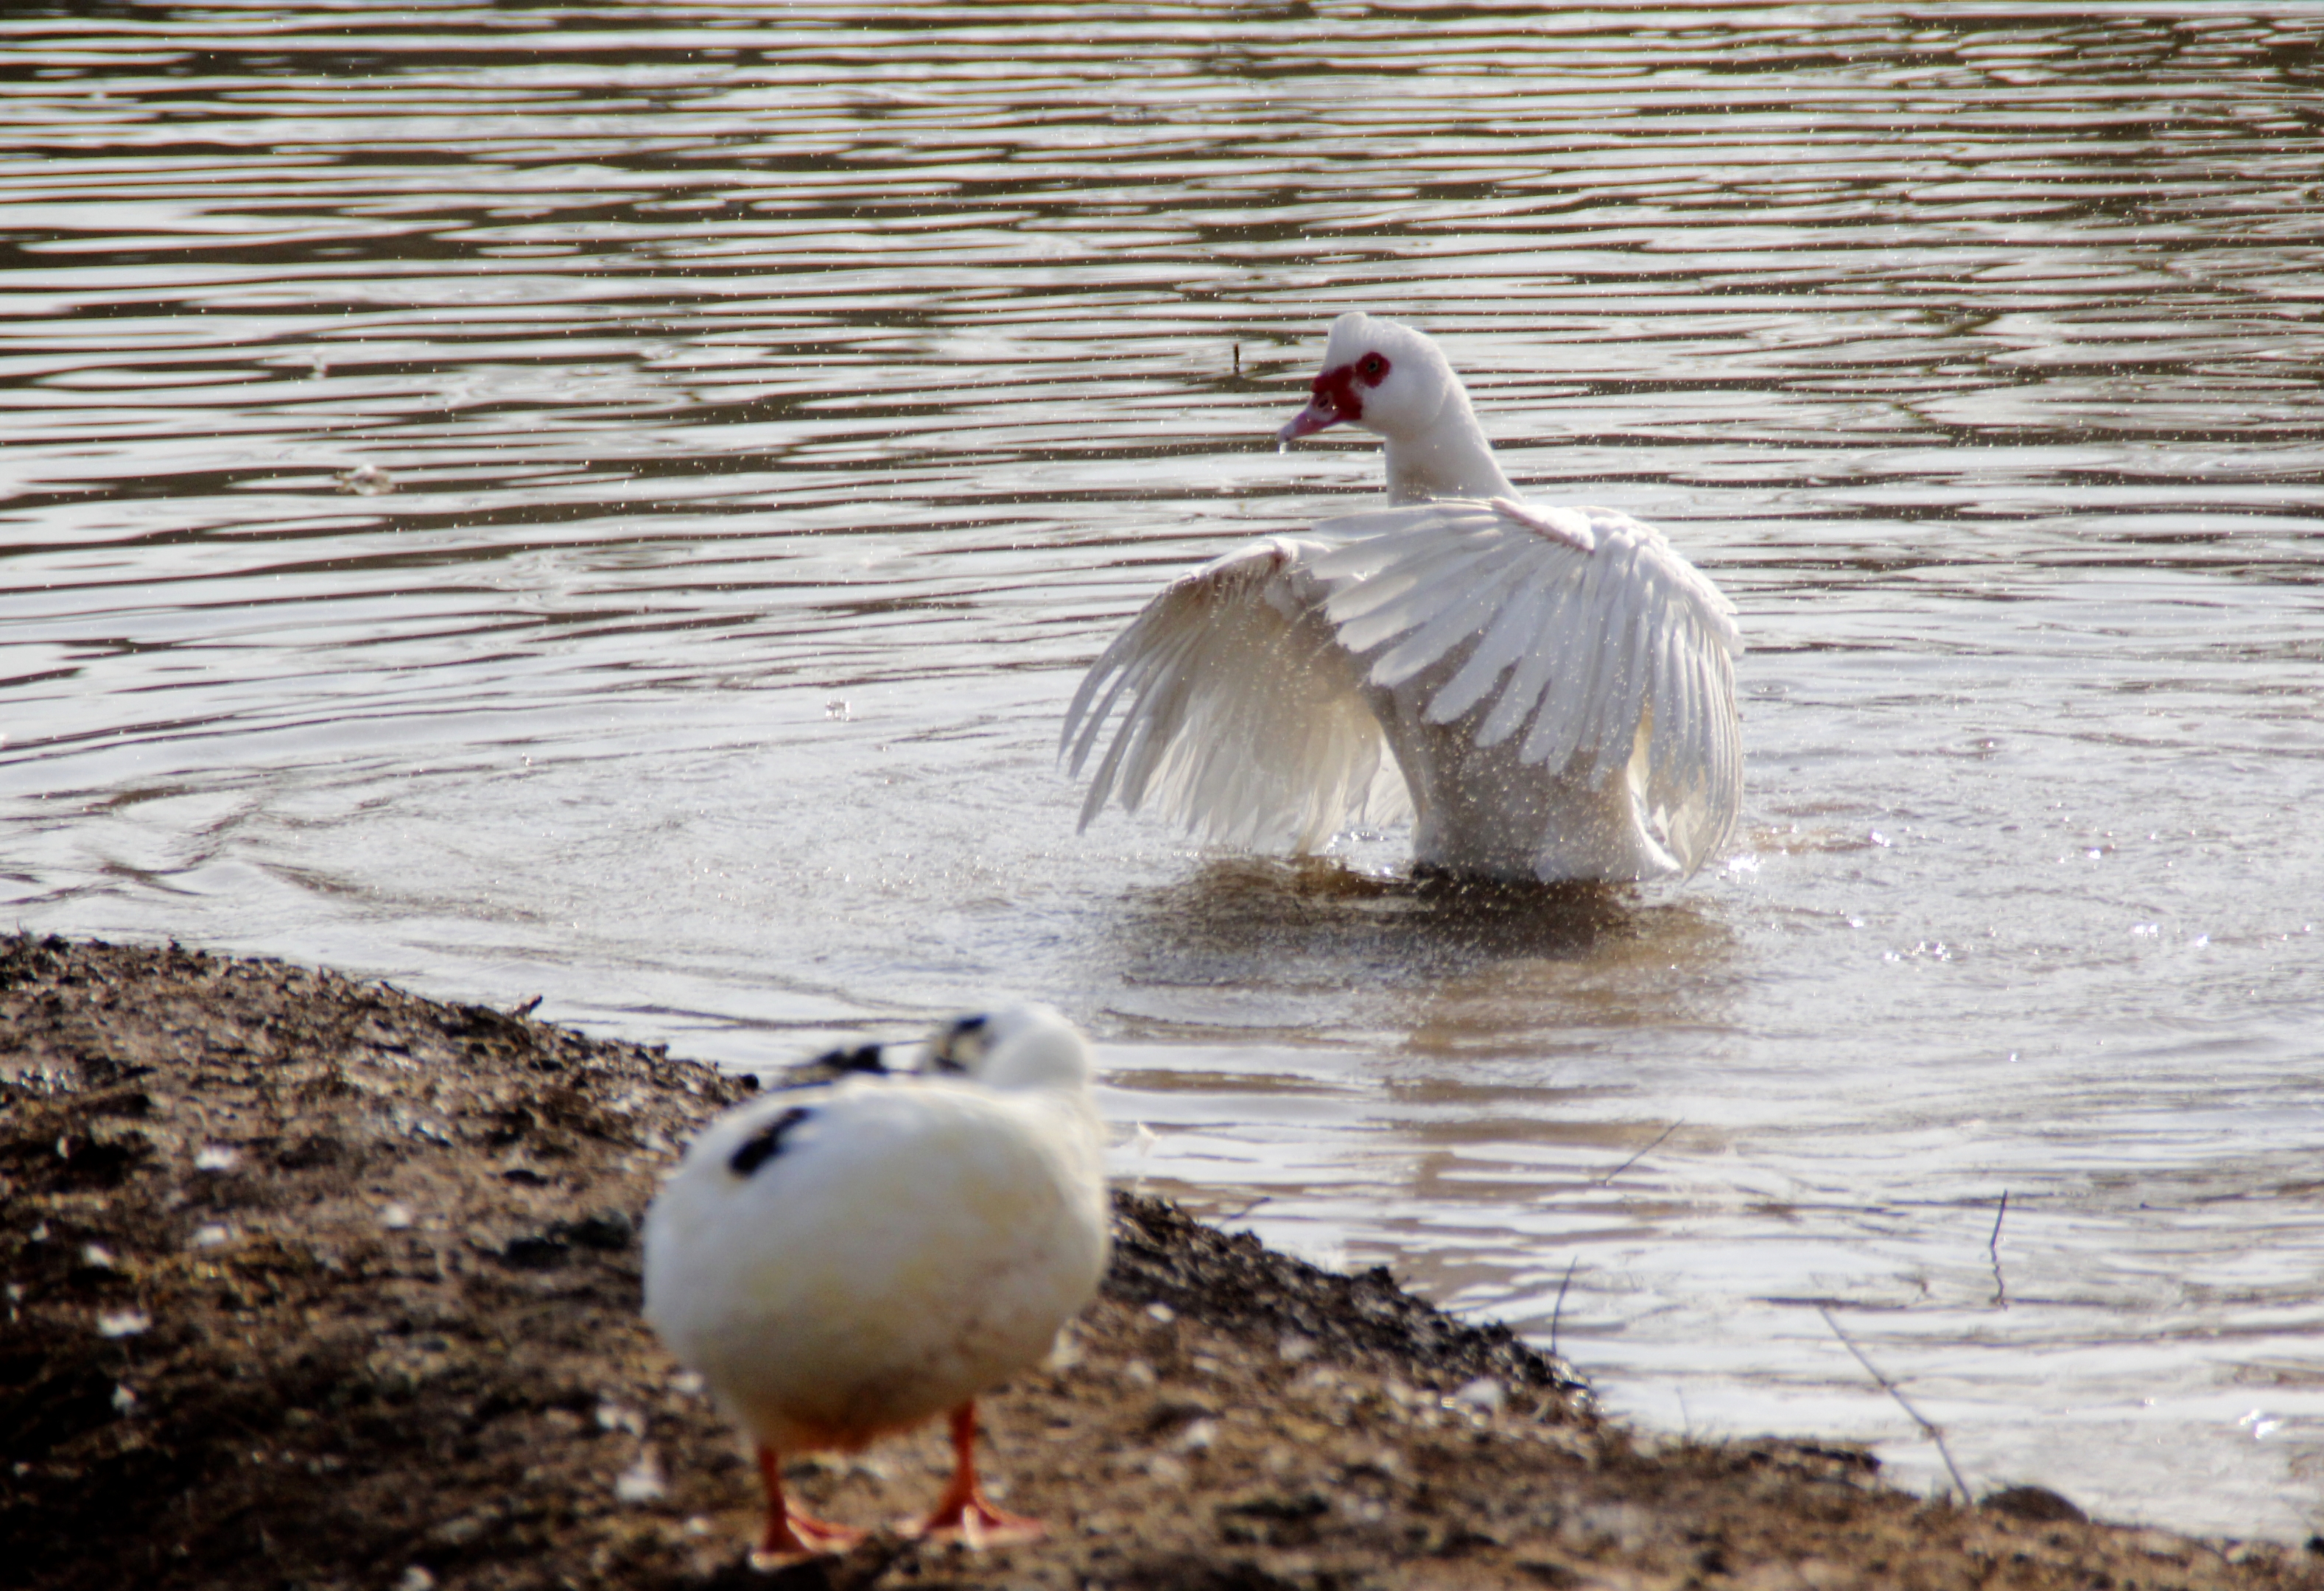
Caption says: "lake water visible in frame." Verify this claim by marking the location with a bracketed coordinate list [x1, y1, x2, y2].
[6, 0, 2323, 1542]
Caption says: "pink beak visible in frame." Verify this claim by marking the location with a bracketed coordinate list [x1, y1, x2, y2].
[1277, 401, 1342, 443]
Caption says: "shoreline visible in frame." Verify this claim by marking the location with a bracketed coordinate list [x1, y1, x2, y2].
[1, 933, 2311, 1590]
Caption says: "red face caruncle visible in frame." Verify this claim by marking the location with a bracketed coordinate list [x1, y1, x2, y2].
[1311, 363, 1362, 424]
[1277, 350, 1392, 441]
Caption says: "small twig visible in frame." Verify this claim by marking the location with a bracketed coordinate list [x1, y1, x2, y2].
[1548, 1255, 1579, 1359]
[1816, 1306, 1973, 1505]
[1596, 1120, 1682, 1187]
[1214, 1194, 1270, 1222]
[1987, 1189, 2009, 1307]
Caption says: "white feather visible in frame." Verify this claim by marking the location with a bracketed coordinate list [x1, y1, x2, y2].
[1065, 314, 1744, 882]
[1060, 538, 1411, 851]
[1422, 555, 1563, 725]
[643, 1005, 1109, 1461]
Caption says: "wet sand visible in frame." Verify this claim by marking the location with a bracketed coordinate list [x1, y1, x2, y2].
[1, 934, 2312, 1590]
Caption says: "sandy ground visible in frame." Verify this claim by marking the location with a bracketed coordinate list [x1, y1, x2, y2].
[3, 933, 2317, 1591]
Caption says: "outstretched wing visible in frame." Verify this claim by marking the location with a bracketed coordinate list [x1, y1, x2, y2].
[1061, 537, 1410, 851]
[1310, 496, 1742, 874]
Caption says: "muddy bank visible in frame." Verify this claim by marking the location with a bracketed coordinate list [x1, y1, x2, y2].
[1, 934, 2313, 1590]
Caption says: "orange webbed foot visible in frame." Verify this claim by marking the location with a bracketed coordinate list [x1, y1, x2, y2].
[916, 1490, 1045, 1550]
[753, 1445, 867, 1565]
[912, 1401, 1044, 1549]
[754, 1509, 866, 1566]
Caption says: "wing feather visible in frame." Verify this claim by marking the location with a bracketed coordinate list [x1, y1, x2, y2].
[1327, 535, 1506, 646]
[1367, 540, 1537, 688]
[1598, 544, 1658, 780]
[1667, 619, 1701, 786]
[1521, 538, 1621, 774]
[1475, 566, 1573, 748]
[1424, 555, 1563, 724]
[1308, 498, 1744, 874]
[1654, 620, 1692, 789]
[1061, 538, 1408, 851]
[1067, 496, 1742, 877]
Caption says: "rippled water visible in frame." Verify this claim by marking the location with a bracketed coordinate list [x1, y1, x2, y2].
[7, 1, 2324, 1540]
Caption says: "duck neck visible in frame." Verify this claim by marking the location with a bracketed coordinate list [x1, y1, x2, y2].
[1382, 389, 1515, 505]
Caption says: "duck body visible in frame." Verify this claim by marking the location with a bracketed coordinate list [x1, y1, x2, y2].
[1064, 313, 1742, 884]
[645, 1075, 1105, 1451]
[1370, 649, 1677, 882]
[643, 1005, 1109, 1559]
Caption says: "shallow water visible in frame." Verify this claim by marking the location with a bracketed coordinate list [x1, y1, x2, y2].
[7, 0, 2324, 1539]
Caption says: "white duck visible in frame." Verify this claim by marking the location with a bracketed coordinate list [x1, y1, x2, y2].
[643, 1005, 1109, 1562]
[1062, 312, 1741, 883]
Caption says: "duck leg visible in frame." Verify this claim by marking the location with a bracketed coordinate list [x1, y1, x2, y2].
[916, 1401, 1044, 1547]
[753, 1445, 864, 1563]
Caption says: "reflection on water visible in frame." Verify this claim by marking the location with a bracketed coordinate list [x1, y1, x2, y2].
[5, 0, 2324, 1542]
[1105, 857, 1734, 1051]
[1117, 860, 1644, 983]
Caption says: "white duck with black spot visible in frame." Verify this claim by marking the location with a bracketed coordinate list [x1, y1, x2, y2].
[643, 1004, 1109, 1562]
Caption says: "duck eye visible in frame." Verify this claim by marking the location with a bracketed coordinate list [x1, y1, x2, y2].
[928, 1013, 986, 1073]
[1357, 353, 1389, 383]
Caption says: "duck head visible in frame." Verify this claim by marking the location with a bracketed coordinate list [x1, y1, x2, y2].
[1276, 312, 1514, 505]
[922, 1002, 1093, 1092]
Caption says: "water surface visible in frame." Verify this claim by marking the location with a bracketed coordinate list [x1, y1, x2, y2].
[5, 1, 2324, 1539]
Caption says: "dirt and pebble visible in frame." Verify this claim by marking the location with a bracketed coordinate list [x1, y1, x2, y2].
[2, 933, 2317, 1591]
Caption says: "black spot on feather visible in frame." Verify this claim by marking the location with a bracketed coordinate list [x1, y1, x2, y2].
[808, 1043, 888, 1075]
[729, 1106, 815, 1178]
[928, 1013, 986, 1073]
